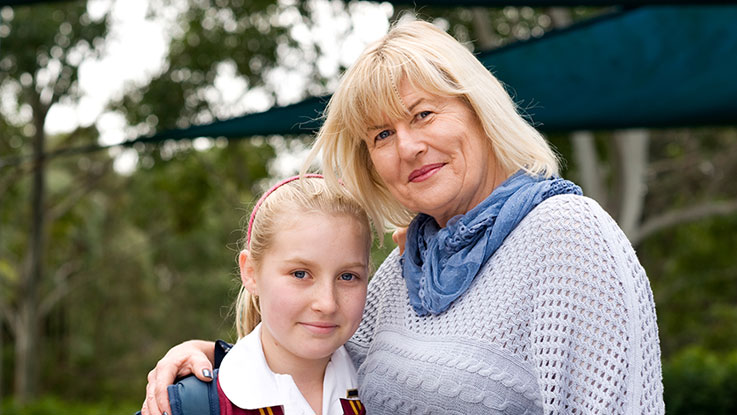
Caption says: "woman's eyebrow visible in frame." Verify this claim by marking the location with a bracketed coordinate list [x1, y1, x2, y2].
[367, 123, 387, 132]
[406, 98, 426, 112]
[366, 98, 429, 131]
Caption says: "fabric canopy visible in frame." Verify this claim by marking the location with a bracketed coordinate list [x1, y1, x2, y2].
[136, 4, 737, 145]
[480, 5, 737, 131]
[386, 0, 733, 5]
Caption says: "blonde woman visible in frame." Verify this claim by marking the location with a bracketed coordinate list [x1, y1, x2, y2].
[142, 20, 663, 415]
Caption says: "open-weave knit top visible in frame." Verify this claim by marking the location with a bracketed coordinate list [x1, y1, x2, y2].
[345, 194, 664, 414]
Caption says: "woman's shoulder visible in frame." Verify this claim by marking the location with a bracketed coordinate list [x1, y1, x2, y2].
[506, 193, 641, 286]
[521, 193, 626, 243]
[531, 193, 611, 222]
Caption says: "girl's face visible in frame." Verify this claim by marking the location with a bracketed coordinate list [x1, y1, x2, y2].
[240, 211, 370, 372]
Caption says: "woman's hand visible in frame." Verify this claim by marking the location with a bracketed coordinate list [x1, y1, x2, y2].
[140, 340, 216, 415]
[392, 227, 408, 254]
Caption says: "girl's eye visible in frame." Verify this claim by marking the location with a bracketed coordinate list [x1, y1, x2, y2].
[292, 270, 307, 279]
[339, 273, 357, 281]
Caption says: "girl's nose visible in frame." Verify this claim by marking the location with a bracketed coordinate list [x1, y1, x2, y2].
[311, 282, 338, 314]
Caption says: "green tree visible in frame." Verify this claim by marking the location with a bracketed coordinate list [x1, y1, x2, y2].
[0, 2, 109, 401]
[1, 0, 349, 405]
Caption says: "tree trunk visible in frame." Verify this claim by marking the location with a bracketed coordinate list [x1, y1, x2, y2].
[614, 129, 649, 239]
[571, 131, 608, 208]
[471, 8, 498, 50]
[14, 100, 47, 403]
[548, 9, 612, 209]
[1, 320, 3, 403]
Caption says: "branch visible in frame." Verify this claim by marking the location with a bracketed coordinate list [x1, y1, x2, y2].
[0, 299, 18, 338]
[634, 198, 737, 245]
[38, 260, 81, 318]
[0, 163, 30, 198]
[193, 150, 243, 209]
[45, 160, 111, 223]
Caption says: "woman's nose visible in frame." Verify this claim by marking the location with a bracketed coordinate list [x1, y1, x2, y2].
[395, 124, 426, 159]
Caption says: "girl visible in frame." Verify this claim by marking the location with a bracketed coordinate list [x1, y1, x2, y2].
[167, 175, 371, 415]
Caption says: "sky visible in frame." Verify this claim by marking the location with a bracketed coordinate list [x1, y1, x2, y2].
[43, 0, 393, 174]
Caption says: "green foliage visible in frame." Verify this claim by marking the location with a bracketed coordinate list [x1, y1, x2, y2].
[640, 213, 737, 357]
[663, 347, 737, 414]
[1, 396, 139, 415]
[2, 0, 736, 411]
[114, 0, 293, 133]
[0, 2, 108, 108]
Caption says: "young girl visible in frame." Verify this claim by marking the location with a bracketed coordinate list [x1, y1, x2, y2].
[167, 175, 371, 415]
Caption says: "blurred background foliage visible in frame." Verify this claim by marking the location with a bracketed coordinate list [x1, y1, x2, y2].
[1, 1, 736, 414]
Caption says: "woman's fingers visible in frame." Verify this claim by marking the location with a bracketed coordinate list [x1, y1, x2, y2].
[143, 340, 216, 415]
[151, 358, 180, 415]
[392, 227, 408, 254]
[142, 367, 165, 415]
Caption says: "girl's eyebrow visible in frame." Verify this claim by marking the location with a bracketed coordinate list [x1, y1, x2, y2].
[282, 257, 368, 269]
[341, 261, 369, 269]
[281, 257, 314, 266]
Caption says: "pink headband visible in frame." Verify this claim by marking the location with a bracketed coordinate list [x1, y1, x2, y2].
[246, 174, 324, 247]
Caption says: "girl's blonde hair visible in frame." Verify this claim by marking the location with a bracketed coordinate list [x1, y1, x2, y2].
[305, 20, 559, 235]
[234, 176, 371, 339]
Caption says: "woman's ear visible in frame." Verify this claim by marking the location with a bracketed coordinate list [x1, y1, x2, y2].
[239, 250, 258, 295]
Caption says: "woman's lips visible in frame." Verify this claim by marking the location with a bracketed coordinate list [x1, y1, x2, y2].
[408, 163, 444, 182]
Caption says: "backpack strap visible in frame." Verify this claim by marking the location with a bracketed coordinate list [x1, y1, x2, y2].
[168, 369, 221, 415]
[214, 339, 232, 369]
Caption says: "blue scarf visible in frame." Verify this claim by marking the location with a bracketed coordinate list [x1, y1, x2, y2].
[402, 170, 582, 316]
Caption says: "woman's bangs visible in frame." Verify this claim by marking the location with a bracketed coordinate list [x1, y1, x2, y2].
[347, 64, 407, 139]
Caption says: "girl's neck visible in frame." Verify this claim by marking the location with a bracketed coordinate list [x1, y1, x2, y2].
[260, 330, 330, 414]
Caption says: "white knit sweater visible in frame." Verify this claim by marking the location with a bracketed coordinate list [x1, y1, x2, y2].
[345, 195, 664, 414]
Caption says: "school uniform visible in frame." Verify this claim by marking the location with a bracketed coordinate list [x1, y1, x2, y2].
[217, 323, 366, 415]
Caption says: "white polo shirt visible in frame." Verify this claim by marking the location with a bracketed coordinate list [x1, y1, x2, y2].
[218, 323, 362, 415]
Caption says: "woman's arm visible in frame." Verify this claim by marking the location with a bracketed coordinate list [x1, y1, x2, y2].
[140, 340, 215, 415]
[529, 195, 663, 413]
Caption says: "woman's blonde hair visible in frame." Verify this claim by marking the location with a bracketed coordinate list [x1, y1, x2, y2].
[234, 176, 371, 338]
[305, 20, 559, 234]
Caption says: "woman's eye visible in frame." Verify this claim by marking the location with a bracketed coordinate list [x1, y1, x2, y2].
[339, 273, 357, 281]
[375, 130, 392, 141]
[292, 270, 307, 279]
[417, 110, 432, 120]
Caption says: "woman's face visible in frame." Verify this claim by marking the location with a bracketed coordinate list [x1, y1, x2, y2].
[364, 82, 505, 226]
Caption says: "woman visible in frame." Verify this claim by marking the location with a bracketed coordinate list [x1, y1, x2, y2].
[142, 20, 664, 414]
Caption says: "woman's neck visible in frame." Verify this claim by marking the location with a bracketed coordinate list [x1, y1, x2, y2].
[260, 330, 330, 414]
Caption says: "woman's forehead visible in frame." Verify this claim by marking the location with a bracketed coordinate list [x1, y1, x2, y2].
[355, 90, 408, 130]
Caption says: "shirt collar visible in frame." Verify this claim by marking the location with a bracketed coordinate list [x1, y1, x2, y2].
[218, 323, 359, 415]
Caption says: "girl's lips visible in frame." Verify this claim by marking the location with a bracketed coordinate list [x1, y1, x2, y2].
[408, 163, 444, 182]
[300, 322, 338, 335]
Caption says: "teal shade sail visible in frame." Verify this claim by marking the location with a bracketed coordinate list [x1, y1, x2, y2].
[480, 5, 737, 131]
[138, 4, 737, 145]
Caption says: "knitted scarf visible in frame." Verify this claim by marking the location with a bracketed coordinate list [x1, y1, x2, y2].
[402, 170, 582, 316]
